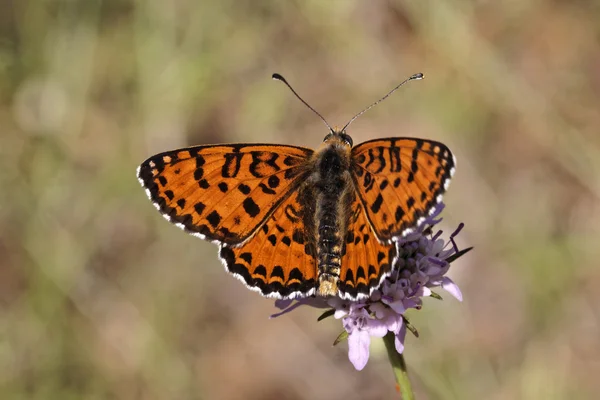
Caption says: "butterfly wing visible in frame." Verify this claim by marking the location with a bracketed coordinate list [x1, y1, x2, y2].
[218, 188, 318, 298]
[137, 144, 313, 245]
[338, 195, 397, 299]
[351, 138, 455, 240]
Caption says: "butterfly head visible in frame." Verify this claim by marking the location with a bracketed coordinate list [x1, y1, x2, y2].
[323, 130, 353, 147]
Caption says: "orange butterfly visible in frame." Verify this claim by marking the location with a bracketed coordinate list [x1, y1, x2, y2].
[137, 73, 455, 300]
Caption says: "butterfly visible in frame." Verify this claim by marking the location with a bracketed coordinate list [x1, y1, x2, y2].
[137, 73, 455, 300]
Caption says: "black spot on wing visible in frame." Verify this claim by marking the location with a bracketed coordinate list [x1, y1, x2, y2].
[240, 252, 252, 264]
[370, 194, 383, 214]
[253, 265, 267, 278]
[206, 210, 221, 228]
[344, 269, 355, 285]
[395, 206, 405, 222]
[356, 266, 366, 280]
[292, 230, 304, 244]
[222, 153, 243, 178]
[268, 175, 280, 188]
[271, 266, 285, 279]
[198, 179, 210, 189]
[259, 183, 276, 195]
[238, 184, 251, 194]
[195, 154, 205, 167]
[368, 264, 377, 278]
[194, 202, 205, 215]
[243, 198, 260, 217]
[289, 268, 303, 281]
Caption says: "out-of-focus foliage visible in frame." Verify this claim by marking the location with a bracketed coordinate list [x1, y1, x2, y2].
[1, 0, 599, 399]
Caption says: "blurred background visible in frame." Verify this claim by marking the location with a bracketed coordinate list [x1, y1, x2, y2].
[1, 0, 599, 399]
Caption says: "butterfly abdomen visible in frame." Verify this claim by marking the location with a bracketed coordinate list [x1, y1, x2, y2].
[312, 142, 354, 296]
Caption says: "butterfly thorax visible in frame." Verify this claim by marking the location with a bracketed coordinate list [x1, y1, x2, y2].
[308, 135, 354, 296]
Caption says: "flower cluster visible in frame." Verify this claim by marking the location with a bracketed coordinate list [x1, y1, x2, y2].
[271, 204, 470, 370]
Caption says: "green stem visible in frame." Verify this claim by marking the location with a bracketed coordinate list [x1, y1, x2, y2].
[383, 332, 415, 400]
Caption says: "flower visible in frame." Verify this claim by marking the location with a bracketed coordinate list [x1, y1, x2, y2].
[271, 203, 471, 370]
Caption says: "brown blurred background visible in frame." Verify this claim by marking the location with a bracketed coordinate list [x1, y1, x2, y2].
[1, 1, 600, 399]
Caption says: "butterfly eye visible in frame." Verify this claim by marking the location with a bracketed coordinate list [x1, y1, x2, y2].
[339, 133, 353, 147]
[323, 133, 334, 142]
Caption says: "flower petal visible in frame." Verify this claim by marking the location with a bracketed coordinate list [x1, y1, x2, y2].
[394, 322, 407, 354]
[367, 319, 389, 338]
[388, 300, 406, 314]
[274, 299, 293, 310]
[370, 303, 390, 319]
[441, 277, 463, 301]
[270, 298, 329, 318]
[348, 330, 371, 370]
[383, 314, 402, 333]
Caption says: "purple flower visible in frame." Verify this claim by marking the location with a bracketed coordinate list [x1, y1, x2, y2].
[272, 204, 470, 370]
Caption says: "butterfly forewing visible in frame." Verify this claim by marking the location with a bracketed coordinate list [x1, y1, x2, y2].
[218, 188, 318, 298]
[351, 138, 455, 240]
[137, 144, 313, 244]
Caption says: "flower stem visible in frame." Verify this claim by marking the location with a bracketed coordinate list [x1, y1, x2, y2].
[383, 332, 415, 400]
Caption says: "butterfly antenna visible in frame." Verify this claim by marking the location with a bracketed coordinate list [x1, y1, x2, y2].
[272, 73, 334, 132]
[341, 72, 424, 133]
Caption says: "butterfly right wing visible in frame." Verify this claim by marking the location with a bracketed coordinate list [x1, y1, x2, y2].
[351, 138, 455, 240]
[338, 195, 397, 300]
[137, 144, 313, 245]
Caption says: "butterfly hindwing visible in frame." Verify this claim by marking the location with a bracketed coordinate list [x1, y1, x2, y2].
[218, 188, 318, 298]
[338, 195, 397, 299]
[137, 144, 313, 244]
[351, 138, 455, 240]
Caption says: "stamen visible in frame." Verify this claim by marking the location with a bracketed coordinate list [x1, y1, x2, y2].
[270, 301, 305, 318]
[427, 257, 447, 267]
[450, 222, 464, 239]
[450, 237, 459, 253]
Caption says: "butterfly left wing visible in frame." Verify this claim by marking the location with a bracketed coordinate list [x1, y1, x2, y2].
[137, 144, 313, 245]
[351, 138, 455, 240]
[338, 195, 397, 300]
[218, 188, 318, 298]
